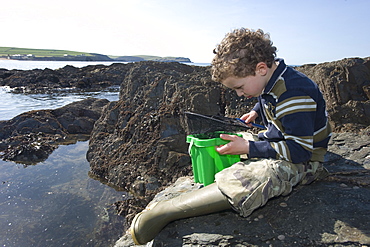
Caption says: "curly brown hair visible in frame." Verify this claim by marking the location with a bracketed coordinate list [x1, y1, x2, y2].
[211, 28, 277, 82]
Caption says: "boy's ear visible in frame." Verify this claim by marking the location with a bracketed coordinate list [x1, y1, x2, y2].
[255, 62, 268, 76]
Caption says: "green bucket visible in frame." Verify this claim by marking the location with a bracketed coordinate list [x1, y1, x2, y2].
[186, 132, 241, 186]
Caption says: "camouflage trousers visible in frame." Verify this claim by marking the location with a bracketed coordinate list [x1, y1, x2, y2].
[214, 132, 327, 217]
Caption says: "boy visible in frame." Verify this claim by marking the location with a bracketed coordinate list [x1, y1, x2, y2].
[130, 28, 331, 245]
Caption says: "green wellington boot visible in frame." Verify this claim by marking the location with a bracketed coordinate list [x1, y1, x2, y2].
[130, 183, 231, 245]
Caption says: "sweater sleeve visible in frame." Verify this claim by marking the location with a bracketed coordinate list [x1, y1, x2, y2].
[252, 102, 261, 116]
[249, 140, 278, 159]
[249, 91, 316, 163]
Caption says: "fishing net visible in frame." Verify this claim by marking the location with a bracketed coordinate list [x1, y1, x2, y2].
[184, 112, 250, 135]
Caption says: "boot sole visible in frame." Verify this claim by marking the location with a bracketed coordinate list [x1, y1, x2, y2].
[130, 202, 158, 245]
[130, 212, 142, 245]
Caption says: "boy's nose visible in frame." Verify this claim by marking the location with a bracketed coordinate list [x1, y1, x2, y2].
[236, 90, 244, 97]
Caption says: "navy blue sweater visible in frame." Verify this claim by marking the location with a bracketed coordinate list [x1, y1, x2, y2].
[249, 59, 332, 163]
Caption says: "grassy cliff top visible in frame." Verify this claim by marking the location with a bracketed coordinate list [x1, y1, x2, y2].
[0, 47, 94, 57]
[0, 47, 191, 62]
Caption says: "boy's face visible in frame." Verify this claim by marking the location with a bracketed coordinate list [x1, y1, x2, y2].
[222, 74, 267, 98]
[221, 62, 271, 98]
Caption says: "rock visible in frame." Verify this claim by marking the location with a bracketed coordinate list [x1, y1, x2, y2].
[0, 97, 109, 164]
[151, 179, 370, 247]
[99, 59, 370, 246]
[88, 59, 370, 220]
[0, 63, 131, 92]
[0, 58, 369, 245]
[86, 61, 254, 213]
[295, 57, 370, 132]
[115, 132, 370, 246]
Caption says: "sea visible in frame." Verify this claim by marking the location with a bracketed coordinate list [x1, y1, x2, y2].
[0, 60, 209, 120]
[0, 60, 202, 246]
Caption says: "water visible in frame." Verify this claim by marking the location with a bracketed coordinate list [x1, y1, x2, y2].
[0, 59, 208, 121]
[0, 142, 126, 246]
[0, 86, 119, 121]
[0, 61, 125, 246]
[0, 59, 210, 71]
[0, 60, 123, 70]
[0, 60, 210, 245]
[0, 60, 120, 121]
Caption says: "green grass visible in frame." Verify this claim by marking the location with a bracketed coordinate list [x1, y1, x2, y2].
[0, 47, 191, 62]
[0, 47, 93, 57]
[135, 55, 161, 60]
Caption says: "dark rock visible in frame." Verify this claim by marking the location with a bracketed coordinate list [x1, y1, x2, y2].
[86, 61, 253, 200]
[80, 59, 370, 246]
[87, 59, 370, 221]
[153, 178, 370, 247]
[1, 58, 369, 246]
[115, 132, 370, 247]
[296, 57, 370, 132]
[0, 97, 109, 164]
[0, 63, 132, 93]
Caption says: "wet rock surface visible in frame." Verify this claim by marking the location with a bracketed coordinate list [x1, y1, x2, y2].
[0, 97, 109, 164]
[86, 61, 254, 224]
[0, 63, 131, 93]
[115, 131, 370, 247]
[0, 58, 369, 246]
[87, 59, 370, 223]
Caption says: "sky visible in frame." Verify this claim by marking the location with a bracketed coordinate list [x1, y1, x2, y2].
[1, 0, 369, 65]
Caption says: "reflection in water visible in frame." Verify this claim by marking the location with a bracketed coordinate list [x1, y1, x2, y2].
[0, 141, 126, 246]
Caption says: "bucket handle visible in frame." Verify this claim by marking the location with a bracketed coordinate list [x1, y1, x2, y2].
[188, 138, 194, 157]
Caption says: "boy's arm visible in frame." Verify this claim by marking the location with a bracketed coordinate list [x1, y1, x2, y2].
[248, 91, 318, 163]
[251, 102, 261, 116]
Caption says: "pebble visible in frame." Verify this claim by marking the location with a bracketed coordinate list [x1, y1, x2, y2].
[277, 235, 285, 241]
[340, 183, 348, 188]
[279, 202, 288, 207]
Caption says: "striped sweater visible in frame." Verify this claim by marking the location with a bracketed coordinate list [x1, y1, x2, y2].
[249, 59, 332, 163]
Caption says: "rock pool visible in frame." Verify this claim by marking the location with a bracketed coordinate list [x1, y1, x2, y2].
[0, 141, 126, 246]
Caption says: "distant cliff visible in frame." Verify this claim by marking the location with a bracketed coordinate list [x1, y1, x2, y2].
[112, 55, 191, 63]
[0, 46, 192, 63]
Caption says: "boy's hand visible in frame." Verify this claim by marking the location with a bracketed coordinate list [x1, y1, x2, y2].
[240, 110, 258, 127]
[216, 134, 249, 155]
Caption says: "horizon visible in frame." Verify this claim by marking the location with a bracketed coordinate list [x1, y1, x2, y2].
[1, 0, 369, 64]
[1, 45, 368, 66]
[0, 46, 191, 60]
